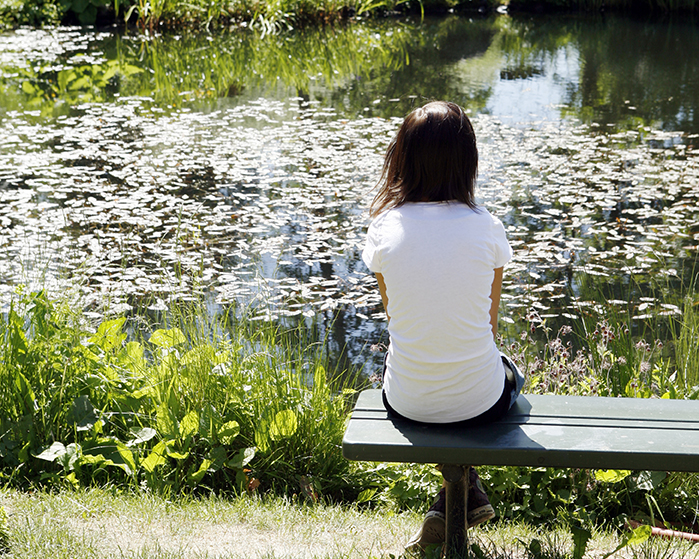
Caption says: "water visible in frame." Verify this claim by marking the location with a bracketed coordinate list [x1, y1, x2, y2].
[2, 14, 699, 372]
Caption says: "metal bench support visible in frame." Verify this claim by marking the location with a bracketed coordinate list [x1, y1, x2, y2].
[442, 464, 469, 558]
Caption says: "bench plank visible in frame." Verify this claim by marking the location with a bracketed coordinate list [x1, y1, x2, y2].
[342, 390, 699, 472]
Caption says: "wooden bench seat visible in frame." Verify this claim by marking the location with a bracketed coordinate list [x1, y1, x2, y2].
[342, 389, 699, 556]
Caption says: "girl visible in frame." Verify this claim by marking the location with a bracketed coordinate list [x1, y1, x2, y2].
[362, 101, 525, 552]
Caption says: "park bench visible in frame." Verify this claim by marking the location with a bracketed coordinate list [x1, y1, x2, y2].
[342, 389, 699, 557]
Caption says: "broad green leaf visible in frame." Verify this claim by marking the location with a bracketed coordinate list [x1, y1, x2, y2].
[156, 404, 179, 439]
[68, 395, 99, 431]
[166, 450, 189, 460]
[595, 469, 631, 483]
[571, 525, 591, 559]
[208, 446, 227, 468]
[122, 341, 146, 370]
[269, 410, 298, 441]
[82, 438, 136, 475]
[217, 421, 240, 445]
[35, 441, 66, 462]
[149, 328, 186, 348]
[127, 427, 157, 446]
[227, 447, 255, 470]
[179, 411, 199, 439]
[627, 524, 652, 546]
[635, 470, 666, 491]
[357, 488, 377, 502]
[89, 317, 126, 351]
[254, 427, 269, 453]
[122, 64, 144, 76]
[188, 458, 212, 484]
[101, 63, 119, 82]
[602, 524, 652, 559]
[141, 440, 168, 472]
[15, 372, 36, 415]
[60, 443, 81, 471]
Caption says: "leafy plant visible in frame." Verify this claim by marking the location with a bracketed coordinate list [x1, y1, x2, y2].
[0, 290, 365, 500]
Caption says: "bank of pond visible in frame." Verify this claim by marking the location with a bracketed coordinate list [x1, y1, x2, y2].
[1, 290, 699, 537]
[2, 0, 699, 31]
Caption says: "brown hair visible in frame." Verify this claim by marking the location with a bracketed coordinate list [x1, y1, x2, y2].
[369, 101, 479, 218]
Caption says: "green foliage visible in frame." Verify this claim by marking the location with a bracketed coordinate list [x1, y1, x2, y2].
[0, 506, 9, 554]
[0, 0, 64, 28]
[0, 290, 362, 500]
[354, 462, 443, 511]
[3, 288, 699, 529]
[58, 0, 117, 24]
[508, 0, 699, 11]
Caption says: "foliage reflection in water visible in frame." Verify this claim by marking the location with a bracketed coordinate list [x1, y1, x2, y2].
[2, 14, 699, 376]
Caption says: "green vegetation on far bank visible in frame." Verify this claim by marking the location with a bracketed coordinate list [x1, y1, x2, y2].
[2, 0, 699, 33]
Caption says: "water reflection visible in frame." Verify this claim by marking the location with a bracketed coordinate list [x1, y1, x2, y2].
[2, 14, 699, 372]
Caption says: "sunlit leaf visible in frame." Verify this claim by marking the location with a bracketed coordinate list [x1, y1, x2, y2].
[150, 328, 186, 348]
[179, 410, 199, 439]
[227, 447, 255, 469]
[269, 409, 298, 441]
[594, 469, 631, 483]
[217, 420, 240, 445]
[141, 440, 168, 472]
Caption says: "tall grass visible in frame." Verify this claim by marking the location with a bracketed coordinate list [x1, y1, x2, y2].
[0, 289, 365, 499]
[3, 284, 699, 528]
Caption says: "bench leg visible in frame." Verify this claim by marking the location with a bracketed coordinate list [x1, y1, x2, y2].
[441, 464, 469, 558]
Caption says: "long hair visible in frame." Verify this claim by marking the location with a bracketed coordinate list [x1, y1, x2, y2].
[370, 101, 479, 218]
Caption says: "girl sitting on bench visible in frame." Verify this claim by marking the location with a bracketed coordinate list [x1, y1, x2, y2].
[362, 100, 525, 552]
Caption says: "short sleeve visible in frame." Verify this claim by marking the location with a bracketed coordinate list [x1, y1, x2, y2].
[491, 215, 513, 268]
[362, 217, 384, 273]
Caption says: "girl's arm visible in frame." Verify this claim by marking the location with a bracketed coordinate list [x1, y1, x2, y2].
[375, 272, 391, 323]
[489, 267, 504, 338]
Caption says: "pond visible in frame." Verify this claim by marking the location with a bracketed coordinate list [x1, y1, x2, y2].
[1, 13, 699, 373]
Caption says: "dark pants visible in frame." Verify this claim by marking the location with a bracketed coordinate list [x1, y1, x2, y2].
[381, 355, 520, 428]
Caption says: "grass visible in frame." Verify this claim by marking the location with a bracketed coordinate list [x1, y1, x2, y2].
[3, 284, 699, 526]
[2, 487, 698, 559]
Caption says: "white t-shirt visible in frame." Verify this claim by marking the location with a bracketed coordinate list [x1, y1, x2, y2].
[362, 202, 513, 423]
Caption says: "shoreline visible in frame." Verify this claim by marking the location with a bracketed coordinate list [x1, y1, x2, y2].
[2, 0, 699, 33]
